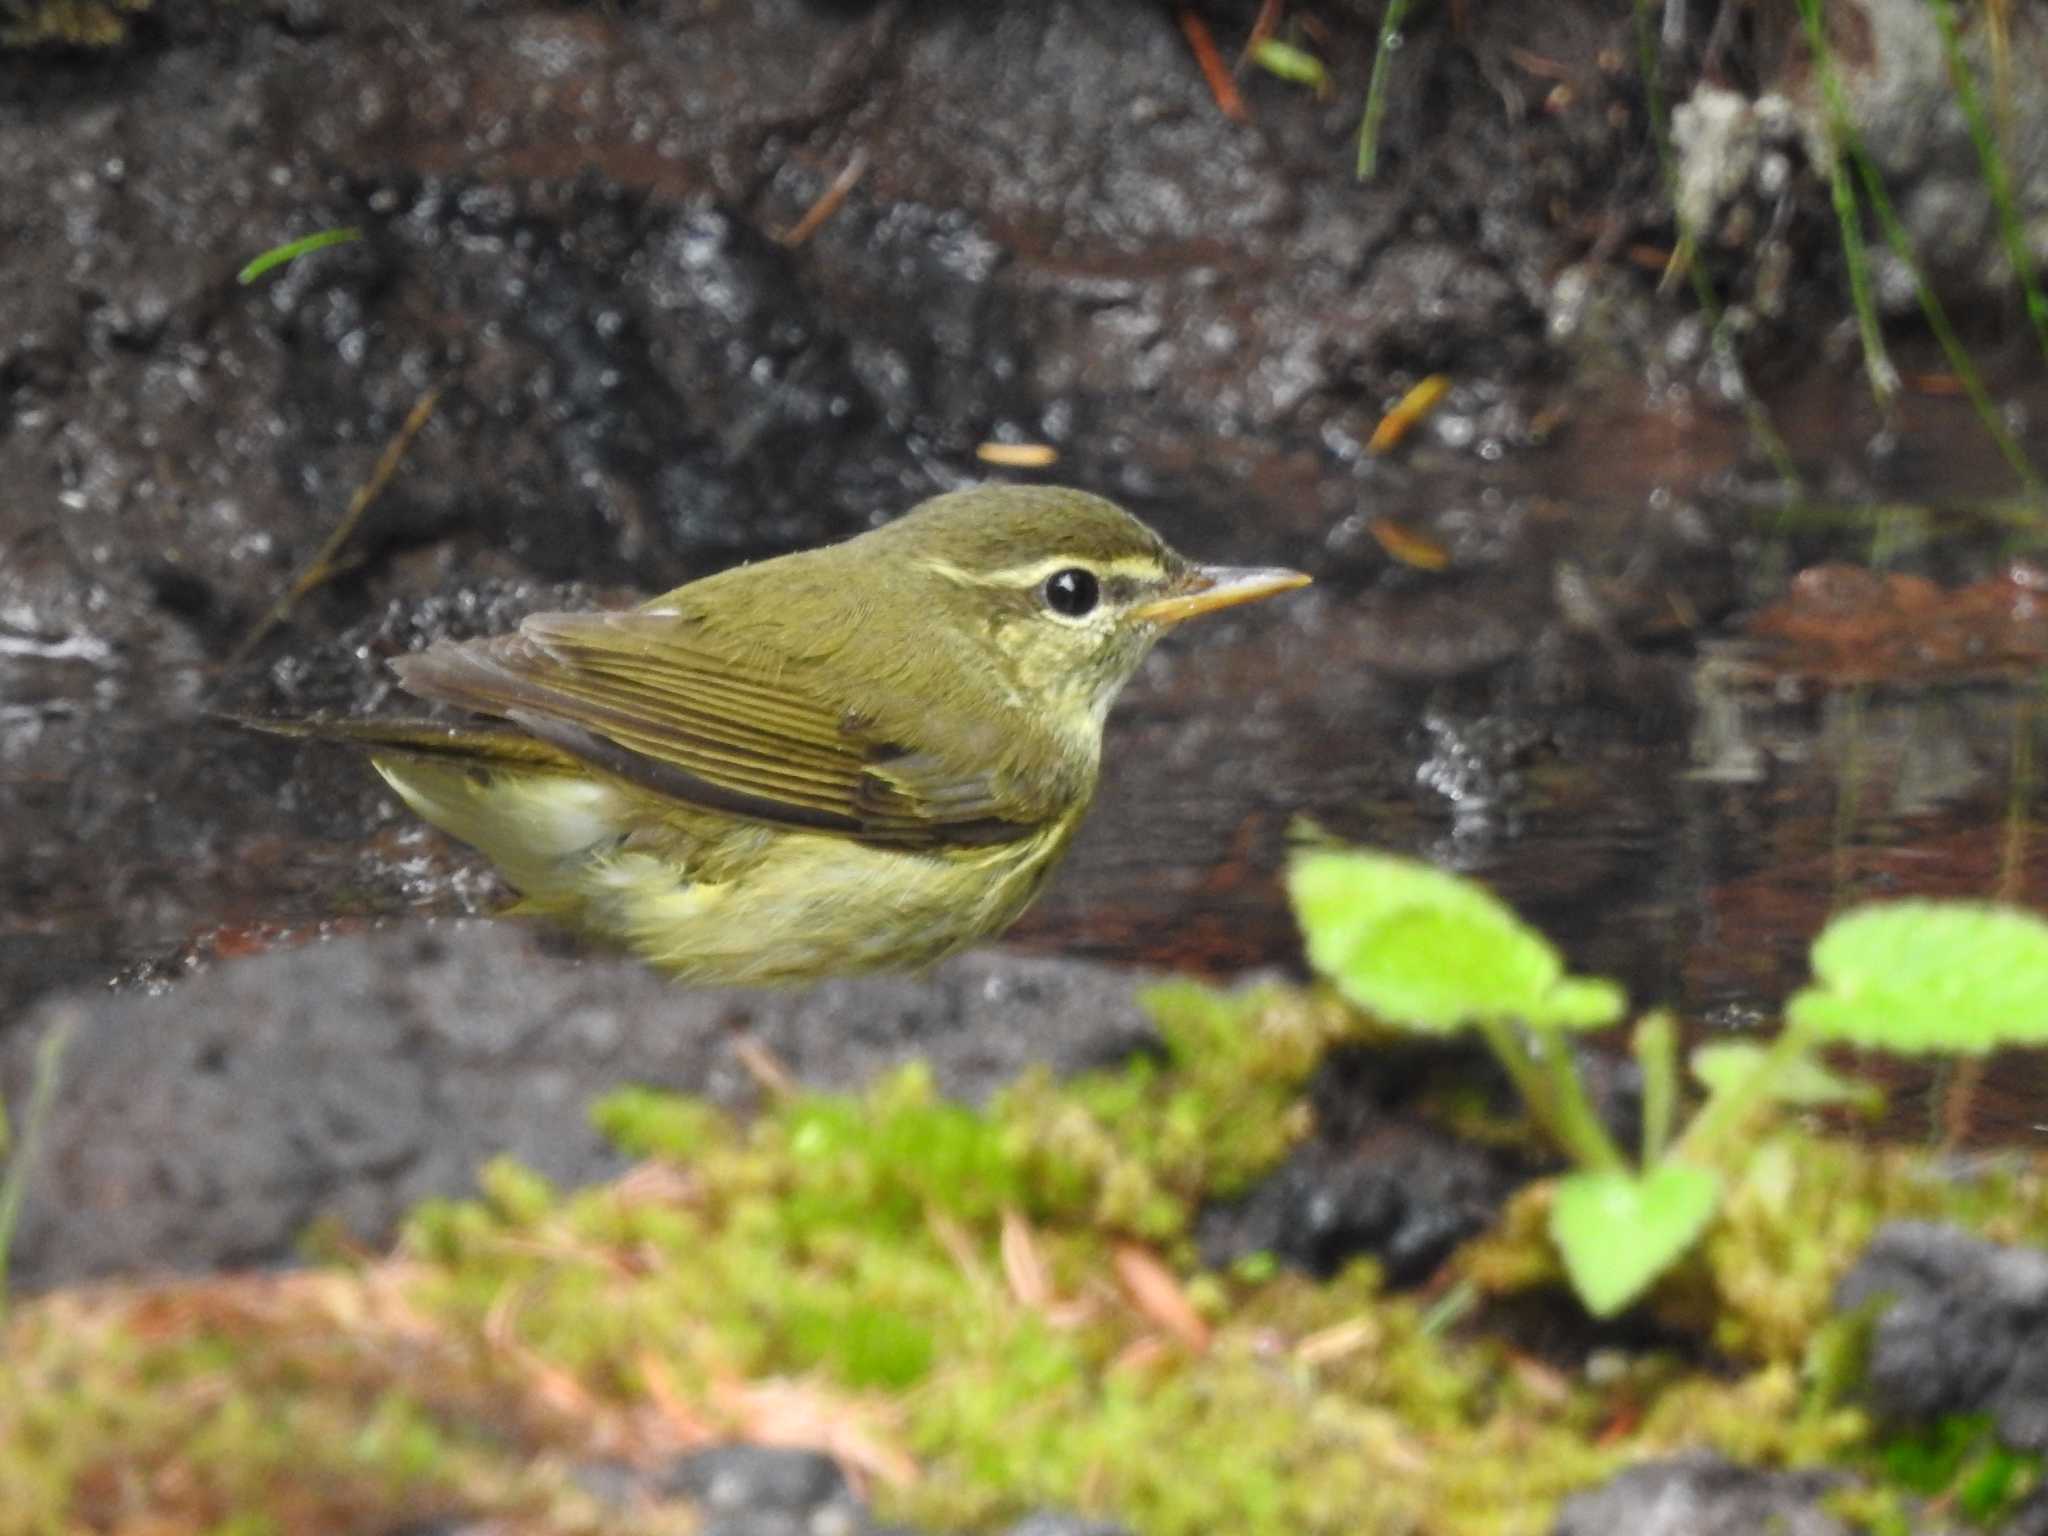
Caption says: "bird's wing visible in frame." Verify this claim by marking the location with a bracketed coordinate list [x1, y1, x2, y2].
[390, 609, 1044, 848]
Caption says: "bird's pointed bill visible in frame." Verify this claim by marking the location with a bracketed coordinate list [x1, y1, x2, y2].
[1132, 565, 1311, 625]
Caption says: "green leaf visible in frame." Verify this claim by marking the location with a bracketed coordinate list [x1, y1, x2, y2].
[1691, 1041, 1884, 1113]
[1287, 849, 1626, 1033]
[1787, 901, 2048, 1053]
[1549, 1163, 1720, 1317]
[238, 226, 363, 285]
[1250, 38, 1328, 93]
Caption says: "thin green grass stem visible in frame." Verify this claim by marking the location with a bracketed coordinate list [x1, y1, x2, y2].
[1356, 0, 1409, 181]
[237, 226, 362, 286]
[0, 1008, 78, 1318]
[1632, 0, 1803, 494]
[1671, 1024, 1813, 1167]
[1474, 1015, 1626, 1175]
[1418, 1275, 1479, 1337]
[1927, 0, 2048, 368]
[1796, 0, 1898, 416]
[1633, 1010, 1678, 1166]
[1848, 140, 2047, 504]
[1829, 685, 1868, 903]
[1533, 1026, 1629, 1175]
[1795, 0, 2043, 503]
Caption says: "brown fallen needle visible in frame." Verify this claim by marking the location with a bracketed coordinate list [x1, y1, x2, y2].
[1179, 9, 1248, 122]
[974, 441, 1059, 469]
[1367, 372, 1450, 454]
[1237, 0, 1283, 69]
[777, 148, 870, 249]
[223, 382, 443, 672]
[1112, 1241, 1211, 1354]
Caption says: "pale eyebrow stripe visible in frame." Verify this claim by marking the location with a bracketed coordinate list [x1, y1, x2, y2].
[917, 554, 1164, 589]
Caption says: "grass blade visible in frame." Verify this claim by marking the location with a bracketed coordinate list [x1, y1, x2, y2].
[238, 226, 363, 286]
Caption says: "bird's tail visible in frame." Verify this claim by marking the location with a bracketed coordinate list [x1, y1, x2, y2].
[234, 714, 622, 897]
[230, 712, 574, 766]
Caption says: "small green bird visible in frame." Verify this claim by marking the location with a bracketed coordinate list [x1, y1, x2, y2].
[275, 485, 1308, 985]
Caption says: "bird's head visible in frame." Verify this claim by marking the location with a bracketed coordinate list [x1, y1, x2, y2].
[862, 484, 1311, 726]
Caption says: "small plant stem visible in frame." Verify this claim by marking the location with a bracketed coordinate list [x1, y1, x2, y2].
[1630, 0, 1803, 493]
[222, 383, 445, 672]
[0, 1007, 79, 1317]
[1474, 1013, 1549, 1122]
[1824, 151, 1896, 413]
[1356, 0, 1409, 181]
[1927, 0, 2048, 370]
[1945, 686, 2041, 1149]
[1830, 685, 1868, 901]
[1847, 140, 2047, 504]
[1533, 1026, 1629, 1175]
[1671, 1025, 1813, 1168]
[1794, 0, 2043, 503]
[1474, 1016, 1626, 1174]
[1418, 1275, 1478, 1337]
[2002, 683, 2036, 909]
[1633, 1010, 1678, 1165]
[1237, 0, 1283, 70]
[1796, 0, 1898, 417]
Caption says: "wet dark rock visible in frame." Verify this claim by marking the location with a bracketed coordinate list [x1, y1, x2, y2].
[1198, 1031, 1646, 1286]
[1197, 1121, 1523, 1286]
[651, 1445, 887, 1536]
[3, 0, 1946, 1056]
[0, 0, 1750, 1041]
[1998, 1484, 2048, 1536]
[1549, 1455, 1855, 1536]
[1836, 1220, 2048, 1452]
[0, 0, 1722, 680]
[584, 1444, 931, 1535]
[998, 1517, 1135, 1536]
[0, 924, 1161, 1289]
[655, 1445, 852, 1510]
[588, 1445, 1120, 1536]
[1669, 0, 2048, 335]
[1198, 1043, 1543, 1285]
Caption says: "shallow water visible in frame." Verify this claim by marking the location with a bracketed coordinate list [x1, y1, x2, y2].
[11, 363, 2047, 1144]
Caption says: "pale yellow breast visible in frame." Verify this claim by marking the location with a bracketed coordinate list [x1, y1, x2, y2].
[579, 814, 1081, 986]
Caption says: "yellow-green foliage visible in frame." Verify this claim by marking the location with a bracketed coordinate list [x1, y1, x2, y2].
[6, 979, 2048, 1535]
[1462, 1124, 2048, 1368]
[997, 980, 1349, 1242]
[0, 0, 149, 47]
[1703, 1132, 2048, 1363]
[0, 1273, 651, 1536]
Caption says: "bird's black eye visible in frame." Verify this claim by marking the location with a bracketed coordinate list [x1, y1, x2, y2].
[1041, 567, 1100, 618]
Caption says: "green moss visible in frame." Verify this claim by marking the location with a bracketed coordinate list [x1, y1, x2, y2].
[1460, 1122, 2048, 1375]
[1703, 1131, 2048, 1364]
[996, 981, 1352, 1244]
[1875, 1414, 2043, 1524]
[10, 976, 2048, 1534]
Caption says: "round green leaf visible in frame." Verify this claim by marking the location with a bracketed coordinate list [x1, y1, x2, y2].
[1550, 1163, 1721, 1318]
[1690, 1041, 1883, 1113]
[1287, 850, 1625, 1033]
[1787, 901, 2048, 1053]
